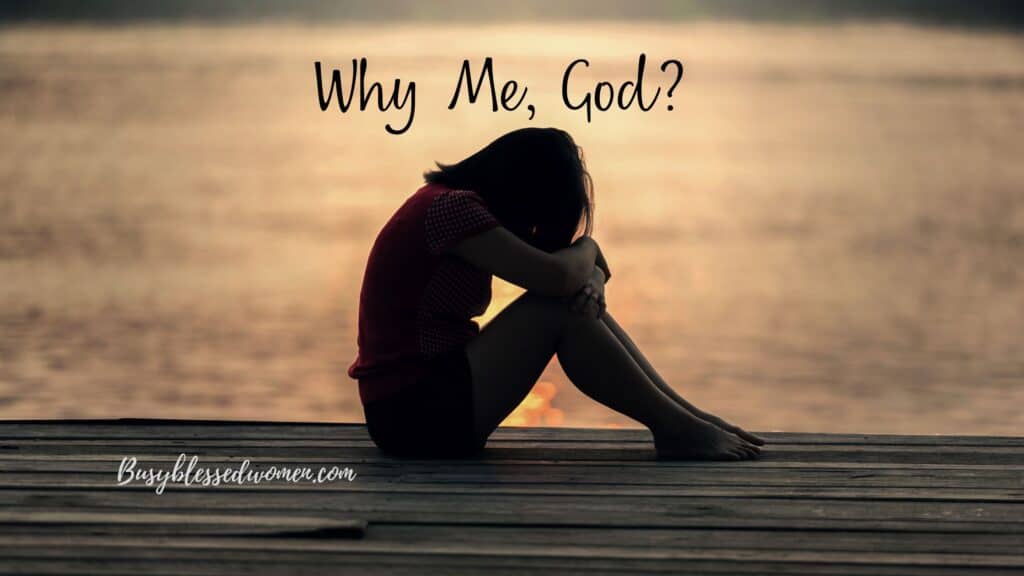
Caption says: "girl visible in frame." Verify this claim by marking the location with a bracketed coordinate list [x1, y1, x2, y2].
[348, 127, 764, 459]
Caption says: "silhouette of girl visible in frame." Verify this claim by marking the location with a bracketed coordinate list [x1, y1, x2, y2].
[349, 127, 763, 459]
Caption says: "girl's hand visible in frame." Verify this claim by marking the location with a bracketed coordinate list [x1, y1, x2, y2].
[570, 267, 606, 318]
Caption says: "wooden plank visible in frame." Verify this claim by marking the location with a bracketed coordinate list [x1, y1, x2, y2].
[0, 535, 1022, 570]
[2, 454, 1020, 479]
[0, 420, 1021, 447]
[3, 555, 1021, 576]
[0, 510, 365, 538]
[3, 460, 1020, 496]
[1, 442, 1022, 465]
[1, 455, 1022, 476]
[2, 523, 1021, 556]
[366, 524, 1024, 556]
[7, 438, 1024, 457]
[1, 491, 1022, 533]
[0, 456, 1017, 475]
[0, 475, 1020, 502]
[1, 421, 1021, 575]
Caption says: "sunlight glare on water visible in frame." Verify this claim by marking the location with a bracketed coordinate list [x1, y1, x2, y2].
[1, 23, 1022, 434]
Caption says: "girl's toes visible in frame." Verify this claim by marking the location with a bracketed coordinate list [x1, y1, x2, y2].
[734, 444, 757, 459]
[737, 429, 764, 446]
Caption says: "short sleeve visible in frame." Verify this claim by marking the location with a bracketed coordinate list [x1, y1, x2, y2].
[424, 189, 500, 255]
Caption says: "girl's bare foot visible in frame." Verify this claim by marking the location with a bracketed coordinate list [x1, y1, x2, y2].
[695, 413, 766, 447]
[653, 421, 762, 461]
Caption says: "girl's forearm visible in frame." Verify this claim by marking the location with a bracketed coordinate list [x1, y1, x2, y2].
[555, 237, 598, 295]
[594, 244, 611, 282]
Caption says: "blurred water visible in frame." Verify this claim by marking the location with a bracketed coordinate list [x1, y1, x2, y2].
[1, 23, 1022, 433]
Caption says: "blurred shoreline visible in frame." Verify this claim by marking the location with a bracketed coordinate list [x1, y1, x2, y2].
[3, 0, 1023, 31]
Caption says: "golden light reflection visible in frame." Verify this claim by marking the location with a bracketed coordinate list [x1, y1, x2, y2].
[477, 279, 524, 327]
[501, 380, 564, 427]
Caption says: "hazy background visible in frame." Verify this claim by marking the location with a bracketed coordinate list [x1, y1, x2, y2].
[2, 1, 1023, 434]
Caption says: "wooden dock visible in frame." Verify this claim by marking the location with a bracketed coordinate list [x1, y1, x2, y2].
[0, 419, 1021, 575]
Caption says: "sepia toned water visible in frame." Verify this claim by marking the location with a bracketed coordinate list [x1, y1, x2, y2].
[1, 23, 1022, 434]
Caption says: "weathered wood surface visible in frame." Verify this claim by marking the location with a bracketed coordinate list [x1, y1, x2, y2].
[0, 419, 1021, 575]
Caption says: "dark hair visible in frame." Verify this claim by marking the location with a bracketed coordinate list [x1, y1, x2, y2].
[424, 127, 594, 252]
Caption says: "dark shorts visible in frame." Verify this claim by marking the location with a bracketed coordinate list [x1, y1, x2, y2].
[363, 347, 486, 458]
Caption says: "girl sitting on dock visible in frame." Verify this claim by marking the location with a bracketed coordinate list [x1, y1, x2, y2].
[349, 127, 764, 460]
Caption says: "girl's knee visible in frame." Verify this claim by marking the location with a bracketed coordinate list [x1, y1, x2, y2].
[524, 292, 604, 332]
[517, 291, 571, 315]
[515, 291, 603, 334]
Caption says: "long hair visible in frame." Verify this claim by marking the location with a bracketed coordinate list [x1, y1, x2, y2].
[424, 127, 594, 252]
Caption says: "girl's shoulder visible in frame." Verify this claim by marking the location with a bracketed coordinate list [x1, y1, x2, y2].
[370, 183, 499, 261]
[413, 182, 481, 201]
[419, 186, 500, 256]
[403, 184, 487, 218]
[402, 183, 453, 212]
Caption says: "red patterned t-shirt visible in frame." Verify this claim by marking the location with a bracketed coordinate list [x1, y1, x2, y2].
[348, 183, 501, 403]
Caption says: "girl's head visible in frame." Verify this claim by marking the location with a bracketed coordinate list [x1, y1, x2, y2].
[424, 127, 593, 252]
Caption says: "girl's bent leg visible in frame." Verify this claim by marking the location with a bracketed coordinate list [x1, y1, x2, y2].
[465, 293, 567, 439]
[466, 292, 759, 460]
[555, 310, 759, 460]
[600, 313, 766, 447]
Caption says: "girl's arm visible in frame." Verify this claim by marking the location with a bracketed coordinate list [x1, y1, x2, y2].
[594, 241, 611, 283]
[450, 227, 600, 296]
